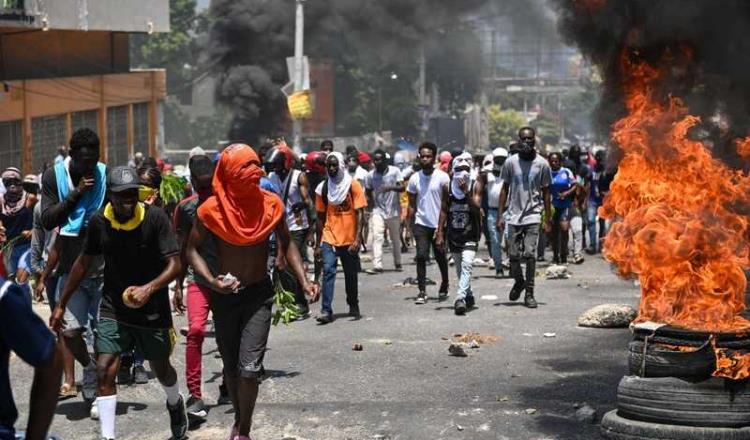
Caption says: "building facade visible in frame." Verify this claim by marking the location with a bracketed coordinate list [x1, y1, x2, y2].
[0, 0, 169, 173]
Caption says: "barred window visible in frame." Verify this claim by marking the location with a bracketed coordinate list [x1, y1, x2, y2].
[31, 115, 66, 173]
[133, 103, 149, 156]
[107, 105, 129, 166]
[71, 110, 98, 135]
[0, 120, 22, 172]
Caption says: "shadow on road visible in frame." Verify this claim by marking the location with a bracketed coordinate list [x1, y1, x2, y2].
[513, 328, 631, 440]
[56, 400, 148, 421]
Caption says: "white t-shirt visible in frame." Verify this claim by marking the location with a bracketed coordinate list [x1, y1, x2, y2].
[349, 166, 369, 184]
[365, 165, 403, 219]
[407, 169, 450, 229]
[486, 172, 505, 209]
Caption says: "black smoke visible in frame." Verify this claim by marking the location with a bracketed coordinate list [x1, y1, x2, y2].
[208, 0, 556, 144]
[549, 0, 750, 167]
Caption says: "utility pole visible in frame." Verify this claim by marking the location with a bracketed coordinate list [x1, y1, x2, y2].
[418, 46, 427, 140]
[291, 0, 305, 153]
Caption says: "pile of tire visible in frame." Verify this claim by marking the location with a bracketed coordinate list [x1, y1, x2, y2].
[602, 325, 750, 439]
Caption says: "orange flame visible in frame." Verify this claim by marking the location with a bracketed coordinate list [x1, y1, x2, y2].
[600, 51, 750, 333]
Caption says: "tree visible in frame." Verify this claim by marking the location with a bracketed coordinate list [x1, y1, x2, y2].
[488, 105, 525, 147]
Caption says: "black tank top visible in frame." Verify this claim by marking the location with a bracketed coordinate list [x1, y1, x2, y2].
[446, 182, 481, 251]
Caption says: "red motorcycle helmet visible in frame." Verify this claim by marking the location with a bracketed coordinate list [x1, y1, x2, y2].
[305, 150, 327, 174]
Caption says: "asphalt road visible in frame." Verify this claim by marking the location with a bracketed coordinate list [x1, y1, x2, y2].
[11, 248, 639, 440]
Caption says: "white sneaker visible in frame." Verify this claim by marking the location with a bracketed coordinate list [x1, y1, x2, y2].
[90, 400, 99, 420]
[82, 364, 98, 401]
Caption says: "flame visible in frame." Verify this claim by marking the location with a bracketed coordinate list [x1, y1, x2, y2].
[600, 50, 750, 333]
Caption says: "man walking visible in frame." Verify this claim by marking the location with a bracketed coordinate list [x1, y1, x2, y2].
[40, 128, 106, 407]
[50, 166, 188, 440]
[407, 142, 450, 305]
[437, 153, 483, 315]
[365, 149, 404, 274]
[173, 154, 228, 419]
[496, 127, 552, 309]
[483, 147, 508, 278]
[187, 144, 317, 440]
[314, 152, 367, 324]
[265, 145, 314, 317]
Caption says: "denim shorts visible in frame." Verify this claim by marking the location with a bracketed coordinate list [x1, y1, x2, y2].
[57, 274, 103, 332]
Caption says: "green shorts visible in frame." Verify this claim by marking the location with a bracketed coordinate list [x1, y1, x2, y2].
[96, 318, 176, 361]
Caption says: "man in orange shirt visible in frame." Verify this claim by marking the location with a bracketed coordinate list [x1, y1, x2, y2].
[314, 152, 367, 324]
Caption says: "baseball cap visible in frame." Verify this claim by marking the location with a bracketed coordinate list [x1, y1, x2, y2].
[107, 166, 140, 193]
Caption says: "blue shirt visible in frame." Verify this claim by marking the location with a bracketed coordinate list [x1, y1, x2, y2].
[0, 281, 56, 439]
[550, 167, 575, 210]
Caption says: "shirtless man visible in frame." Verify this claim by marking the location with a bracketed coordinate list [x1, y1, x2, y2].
[186, 144, 318, 440]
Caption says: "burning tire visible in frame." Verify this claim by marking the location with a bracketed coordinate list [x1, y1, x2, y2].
[602, 410, 750, 440]
[627, 340, 715, 381]
[617, 376, 750, 428]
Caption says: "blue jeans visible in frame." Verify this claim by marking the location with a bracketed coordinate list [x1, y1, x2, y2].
[452, 249, 476, 301]
[486, 209, 503, 272]
[321, 242, 359, 315]
[587, 201, 599, 252]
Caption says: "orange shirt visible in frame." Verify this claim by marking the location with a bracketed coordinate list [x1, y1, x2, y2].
[316, 180, 367, 246]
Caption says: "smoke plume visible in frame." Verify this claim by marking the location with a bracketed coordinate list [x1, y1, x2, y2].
[208, 0, 556, 144]
[549, 0, 750, 167]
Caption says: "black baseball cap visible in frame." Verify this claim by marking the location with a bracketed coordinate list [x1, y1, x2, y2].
[107, 166, 140, 193]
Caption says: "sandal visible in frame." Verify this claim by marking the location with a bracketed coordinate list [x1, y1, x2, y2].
[58, 383, 77, 400]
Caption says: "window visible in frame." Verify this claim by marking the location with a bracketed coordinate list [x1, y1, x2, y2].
[133, 103, 149, 156]
[31, 115, 66, 173]
[71, 110, 98, 135]
[107, 105, 128, 166]
[0, 121, 22, 172]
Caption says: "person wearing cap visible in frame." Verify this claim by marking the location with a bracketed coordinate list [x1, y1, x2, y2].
[50, 165, 188, 440]
[483, 148, 509, 278]
[436, 153, 483, 315]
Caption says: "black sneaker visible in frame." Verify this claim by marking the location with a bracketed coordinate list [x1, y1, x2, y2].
[509, 281, 525, 301]
[415, 292, 427, 305]
[116, 363, 132, 385]
[454, 299, 467, 315]
[524, 293, 538, 309]
[495, 269, 505, 279]
[132, 365, 149, 384]
[348, 306, 361, 319]
[217, 383, 231, 406]
[394, 264, 403, 272]
[438, 282, 449, 300]
[465, 296, 475, 309]
[167, 394, 189, 440]
[316, 313, 334, 324]
[185, 394, 208, 420]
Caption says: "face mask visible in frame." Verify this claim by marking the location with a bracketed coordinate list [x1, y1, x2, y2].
[519, 140, 536, 160]
[3, 190, 21, 203]
[138, 185, 156, 203]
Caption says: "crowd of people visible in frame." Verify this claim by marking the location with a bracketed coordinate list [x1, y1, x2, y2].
[0, 125, 613, 440]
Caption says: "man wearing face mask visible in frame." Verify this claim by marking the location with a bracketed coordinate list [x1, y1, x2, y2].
[364, 149, 404, 274]
[496, 127, 552, 309]
[41, 128, 106, 409]
[50, 166, 188, 440]
[436, 153, 483, 315]
[187, 145, 317, 440]
[265, 145, 314, 318]
[483, 148, 509, 278]
[0, 167, 33, 289]
[314, 152, 367, 324]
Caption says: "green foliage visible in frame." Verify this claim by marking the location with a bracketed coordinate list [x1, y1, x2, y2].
[159, 173, 187, 205]
[533, 113, 562, 146]
[272, 276, 300, 326]
[488, 106, 526, 147]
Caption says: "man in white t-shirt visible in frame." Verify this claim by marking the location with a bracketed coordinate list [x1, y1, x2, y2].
[407, 142, 450, 305]
[365, 149, 404, 274]
[483, 147, 508, 278]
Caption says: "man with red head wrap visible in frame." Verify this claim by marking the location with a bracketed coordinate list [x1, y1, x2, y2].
[187, 144, 318, 440]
